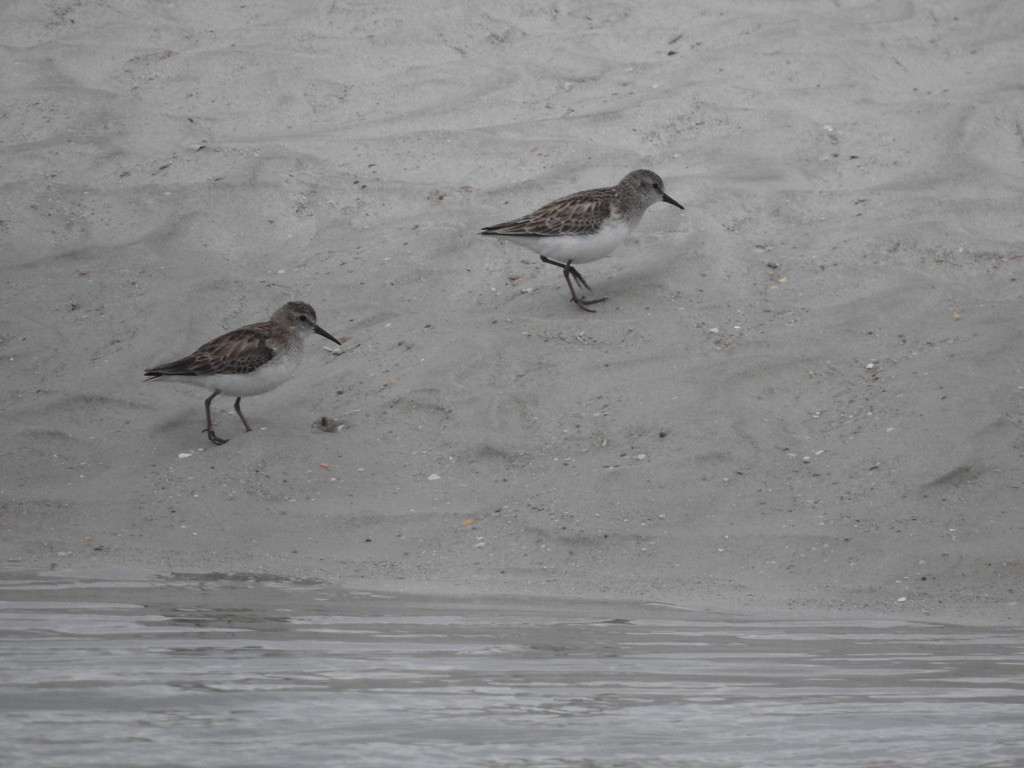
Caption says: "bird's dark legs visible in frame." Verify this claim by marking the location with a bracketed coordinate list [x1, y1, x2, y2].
[203, 390, 229, 445]
[540, 255, 608, 312]
[233, 397, 252, 433]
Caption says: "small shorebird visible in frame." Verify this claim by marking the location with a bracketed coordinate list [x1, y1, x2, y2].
[145, 301, 342, 445]
[480, 169, 685, 311]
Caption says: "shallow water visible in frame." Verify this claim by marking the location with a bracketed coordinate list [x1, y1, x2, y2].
[1, 572, 1022, 768]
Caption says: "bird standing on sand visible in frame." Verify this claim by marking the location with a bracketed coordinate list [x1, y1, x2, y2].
[144, 301, 342, 445]
[480, 169, 685, 311]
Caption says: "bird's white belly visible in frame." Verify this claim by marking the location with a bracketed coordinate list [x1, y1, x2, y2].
[206, 360, 299, 396]
[501, 220, 634, 264]
[164, 353, 302, 397]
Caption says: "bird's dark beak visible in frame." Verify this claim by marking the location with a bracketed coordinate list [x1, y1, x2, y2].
[315, 325, 343, 346]
[662, 193, 685, 211]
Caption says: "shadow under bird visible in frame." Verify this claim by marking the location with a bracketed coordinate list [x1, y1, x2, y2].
[144, 301, 342, 445]
[479, 169, 685, 311]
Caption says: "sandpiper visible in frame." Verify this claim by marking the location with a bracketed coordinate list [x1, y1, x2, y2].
[145, 301, 342, 445]
[480, 169, 685, 311]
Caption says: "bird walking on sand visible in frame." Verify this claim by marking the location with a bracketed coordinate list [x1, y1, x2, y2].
[144, 301, 342, 445]
[480, 169, 685, 311]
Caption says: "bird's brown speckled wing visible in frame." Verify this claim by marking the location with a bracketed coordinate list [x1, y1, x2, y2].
[481, 186, 615, 238]
[145, 322, 276, 378]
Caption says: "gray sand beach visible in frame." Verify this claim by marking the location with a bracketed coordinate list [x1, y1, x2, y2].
[2, 0, 1023, 626]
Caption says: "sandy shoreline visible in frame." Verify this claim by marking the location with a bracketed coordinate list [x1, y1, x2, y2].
[2, 0, 1023, 626]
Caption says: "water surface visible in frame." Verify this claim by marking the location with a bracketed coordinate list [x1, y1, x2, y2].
[1, 571, 1022, 767]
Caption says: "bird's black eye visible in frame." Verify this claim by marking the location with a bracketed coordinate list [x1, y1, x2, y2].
[299, 315, 308, 322]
